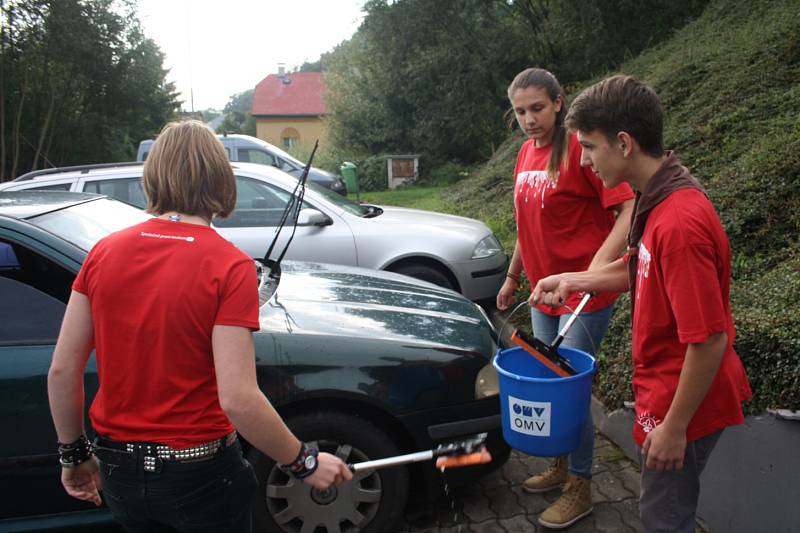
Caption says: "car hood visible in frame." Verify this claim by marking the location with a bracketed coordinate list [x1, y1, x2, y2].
[259, 261, 497, 359]
[288, 166, 341, 184]
[366, 206, 491, 235]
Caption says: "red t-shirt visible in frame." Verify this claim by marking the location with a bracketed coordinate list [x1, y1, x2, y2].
[630, 189, 751, 445]
[72, 218, 260, 448]
[514, 133, 634, 315]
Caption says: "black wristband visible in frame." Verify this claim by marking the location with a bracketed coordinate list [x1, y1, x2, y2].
[58, 434, 92, 468]
[278, 442, 319, 479]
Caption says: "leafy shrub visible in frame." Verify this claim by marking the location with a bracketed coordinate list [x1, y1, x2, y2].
[421, 160, 474, 187]
[291, 142, 388, 192]
[444, 133, 523, 252]
[446, 0, 800, 414]
[348, 155, 388, 192]
[730, 253, 800, 413]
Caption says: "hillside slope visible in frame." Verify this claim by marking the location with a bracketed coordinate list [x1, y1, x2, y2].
[446, 0, 800, 413]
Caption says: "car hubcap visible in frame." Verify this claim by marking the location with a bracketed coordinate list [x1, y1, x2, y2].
[311, 485, 338, 505]
[265, 440, 382, 533]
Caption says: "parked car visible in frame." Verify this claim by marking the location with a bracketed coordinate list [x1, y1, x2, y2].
[0, 163, 508, 302]
[138, 133, 348, 195]
[0, 191, 507, 532]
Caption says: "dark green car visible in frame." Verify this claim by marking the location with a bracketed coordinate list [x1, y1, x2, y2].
[0, 192, 508, 533]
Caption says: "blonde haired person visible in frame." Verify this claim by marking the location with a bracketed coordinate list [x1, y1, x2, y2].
[48, 120, 351, 533]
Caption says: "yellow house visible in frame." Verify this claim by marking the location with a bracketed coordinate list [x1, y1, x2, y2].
[251, 69, 327, 150]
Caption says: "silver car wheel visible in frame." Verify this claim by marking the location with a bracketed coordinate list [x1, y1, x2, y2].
[265, 440, 382, 533]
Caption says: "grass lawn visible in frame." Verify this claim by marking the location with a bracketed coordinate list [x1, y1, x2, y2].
[348, 185, 459, 215]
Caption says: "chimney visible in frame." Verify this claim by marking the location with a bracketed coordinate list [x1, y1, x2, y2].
[277, 63, 285, 77]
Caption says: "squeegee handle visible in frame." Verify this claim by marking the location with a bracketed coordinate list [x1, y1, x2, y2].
[551, 292, 592, 350]
[349, 450, 433, 472]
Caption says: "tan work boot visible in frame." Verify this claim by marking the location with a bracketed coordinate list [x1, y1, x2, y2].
[537, 473, 593, 529]
[522, 455, 567, 493]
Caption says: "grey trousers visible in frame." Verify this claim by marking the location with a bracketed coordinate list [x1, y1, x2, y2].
[638, 429, 722, 533]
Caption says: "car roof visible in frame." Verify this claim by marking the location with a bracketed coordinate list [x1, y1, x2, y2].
[11, 162, 144, 183]
[8, 160, 300, 183]
[4, 161, 315, 198]
[0, 191, 103, 219]
[139, 134, 277, 149]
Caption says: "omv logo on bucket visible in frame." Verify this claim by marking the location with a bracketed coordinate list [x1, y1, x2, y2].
[508, 395, 551, 437]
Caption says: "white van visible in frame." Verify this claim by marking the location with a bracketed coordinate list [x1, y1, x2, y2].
[137, 134, 347, 195]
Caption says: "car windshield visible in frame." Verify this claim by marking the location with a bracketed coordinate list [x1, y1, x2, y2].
[265, 143, 305, 168]
[30, 198, 150, 251]
[305, 180, 377, 217]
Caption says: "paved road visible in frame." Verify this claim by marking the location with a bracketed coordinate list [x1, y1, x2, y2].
[399, 431, 645, 532]
[65, 432, 691, 532]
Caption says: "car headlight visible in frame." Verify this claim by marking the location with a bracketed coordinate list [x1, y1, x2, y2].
[472, 234, 502, 259]
[331, 180, 344, 190]
[475, 356, 499, 399]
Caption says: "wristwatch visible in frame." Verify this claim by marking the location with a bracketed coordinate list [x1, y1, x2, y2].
[279, 442, 319, 479]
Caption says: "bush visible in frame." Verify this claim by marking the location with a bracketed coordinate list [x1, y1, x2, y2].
[730, 253, 800, 413]
[443, 0, 800, 414]
[348, 155, 388, 192]
[444, 133, 524, 252]
[420, 160, 474, 187]
[594, 296, 635, 409]
[288, 144, 388, 192]
[594, 0, 800, 414]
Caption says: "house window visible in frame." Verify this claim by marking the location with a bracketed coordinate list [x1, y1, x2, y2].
[281, 127, 300, 149]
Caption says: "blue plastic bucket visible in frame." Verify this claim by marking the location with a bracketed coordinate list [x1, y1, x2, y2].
[493, 346, 596, 456]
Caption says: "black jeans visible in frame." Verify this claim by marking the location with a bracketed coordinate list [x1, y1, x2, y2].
[98, 440, 258, 533]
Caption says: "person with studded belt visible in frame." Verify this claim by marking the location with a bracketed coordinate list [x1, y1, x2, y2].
[47, 120, 352, 533]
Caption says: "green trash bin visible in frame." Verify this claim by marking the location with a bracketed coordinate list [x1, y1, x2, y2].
[340, 161, 359, 199]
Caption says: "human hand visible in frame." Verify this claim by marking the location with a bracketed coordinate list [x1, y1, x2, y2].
[531, 274, 570, 307]
[642, 423, 687, 472]
[303, 452, 353, 490]
[496, 278, 518, 310]
[61, 457, 102, 506]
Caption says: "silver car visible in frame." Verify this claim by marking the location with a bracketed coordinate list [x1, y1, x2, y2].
[0, 163, 507, 300]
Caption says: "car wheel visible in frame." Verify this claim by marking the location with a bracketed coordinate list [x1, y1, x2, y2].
[391, 263, 456, 291]
[248, 411, 410, 533]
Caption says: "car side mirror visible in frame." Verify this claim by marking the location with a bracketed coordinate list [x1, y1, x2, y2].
[296, 208, 331, 227]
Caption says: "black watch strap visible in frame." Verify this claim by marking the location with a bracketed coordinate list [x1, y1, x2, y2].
[278, 442, 319, 479]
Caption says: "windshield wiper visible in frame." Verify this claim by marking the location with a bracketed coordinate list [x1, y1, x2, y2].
[258, 140, 318, 304]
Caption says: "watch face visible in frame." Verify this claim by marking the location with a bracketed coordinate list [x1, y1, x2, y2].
[304, 454, 317, 470]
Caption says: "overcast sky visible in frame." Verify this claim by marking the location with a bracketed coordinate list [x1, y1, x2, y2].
[137, 0, 366, 111]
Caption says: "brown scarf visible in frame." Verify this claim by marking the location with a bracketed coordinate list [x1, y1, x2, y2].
[627, 152, 706, 316]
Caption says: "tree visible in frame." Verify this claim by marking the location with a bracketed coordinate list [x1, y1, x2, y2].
[325, 0, 531, 166]
[223, 88, 253, 114]
[217, 88, 255, 135]
[0, 0, 179, 180]
[297, 59, 322, 72]
[322, 0, 710, 171]
[500, 0, 710, 84]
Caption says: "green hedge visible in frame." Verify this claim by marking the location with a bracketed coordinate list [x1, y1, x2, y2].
[730, 253, 800, 413]
[348, 155, 388, 192]
[443, 0, 800, 414]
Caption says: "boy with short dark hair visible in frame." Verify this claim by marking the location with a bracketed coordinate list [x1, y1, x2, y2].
[531, 75, 751, 532]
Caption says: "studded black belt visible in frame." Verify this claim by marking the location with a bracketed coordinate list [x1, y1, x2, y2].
[93, 432, 237, 473]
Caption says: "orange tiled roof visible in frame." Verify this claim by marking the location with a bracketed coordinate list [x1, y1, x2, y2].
[252, 72, 327, 116]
